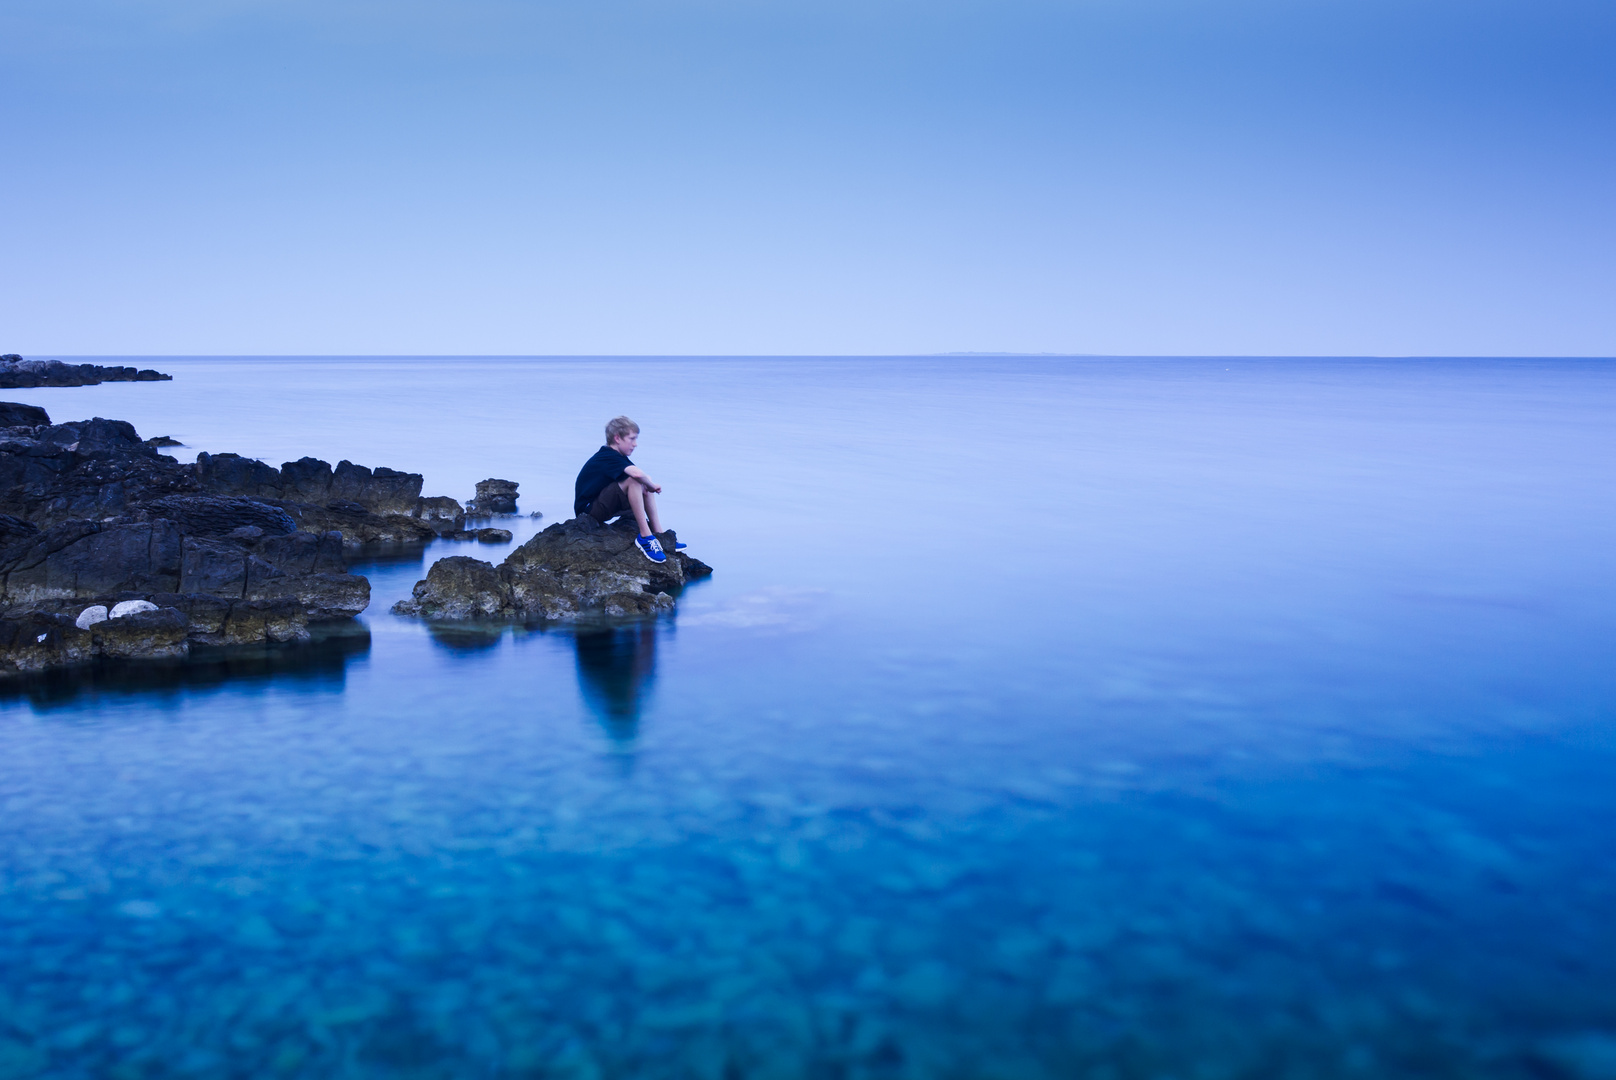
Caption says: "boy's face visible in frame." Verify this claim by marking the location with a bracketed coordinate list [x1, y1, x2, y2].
[610, 430, 639, 455]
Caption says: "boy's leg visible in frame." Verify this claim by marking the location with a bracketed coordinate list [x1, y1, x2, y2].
[620, 479, 664, 537]
[641, 490, 665, 535]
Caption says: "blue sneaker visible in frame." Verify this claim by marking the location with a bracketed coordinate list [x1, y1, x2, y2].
[674, 541, 687, 551]
[635, 535, 667, 563]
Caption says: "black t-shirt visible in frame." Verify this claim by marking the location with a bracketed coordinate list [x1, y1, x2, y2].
[574, 446, 633, 514]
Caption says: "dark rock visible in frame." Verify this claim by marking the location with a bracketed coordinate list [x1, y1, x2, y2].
[0, 402, 49, 428]
[143, 435, 183, 448]
[0, 514, 38, 546]
[272, 500, 439, 547]
[467, 478, 518, 515]
[193, 452, 281, 499]
[136, 495, 298, 538]
[92, 607, 189, 660]
[412, 495, 465, 535]
[0, 358, 173, 388]
[0, 409, 467, 675]
[195, 452, 428, 524]
[475, 528, 513, 543]
[393, 556, 511, 620]
[0, 611, 96, 674]
[0, 418, 197, 526]
[333, 461, 422, 515]
[393, 517, 710, 622]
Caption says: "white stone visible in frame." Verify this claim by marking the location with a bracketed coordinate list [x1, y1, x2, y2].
[75, 605, 109, 629]
[109, 600, 159, 619]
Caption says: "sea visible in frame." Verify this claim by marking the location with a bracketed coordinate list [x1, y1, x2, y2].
[0, 356, 1613, 1079]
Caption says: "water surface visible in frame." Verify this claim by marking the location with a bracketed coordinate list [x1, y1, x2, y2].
[2, 357, 1614, 1078]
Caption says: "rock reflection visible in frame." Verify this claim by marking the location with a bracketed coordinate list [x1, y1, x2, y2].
[0, 625, 371, 709]
[425, 624, 504, 653]
[574, 622, 659, 742]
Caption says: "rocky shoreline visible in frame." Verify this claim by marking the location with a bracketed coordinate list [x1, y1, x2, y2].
[0, 402, 713, 678]
[0, 404, 459, 676]
[0, 355, 171, 388]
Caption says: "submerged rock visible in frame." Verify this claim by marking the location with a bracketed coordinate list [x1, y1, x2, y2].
[475, 528, 512, 543]
[0, 356, 170, 387]
[394, 515, 712, 622]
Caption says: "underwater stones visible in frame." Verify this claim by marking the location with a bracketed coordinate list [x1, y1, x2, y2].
[392, 516, 708, 623]
[467, 478, 519, 515]
[475, 528, 513, 543]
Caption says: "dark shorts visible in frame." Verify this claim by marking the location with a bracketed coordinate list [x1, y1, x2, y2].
[586, 479, 630, 522]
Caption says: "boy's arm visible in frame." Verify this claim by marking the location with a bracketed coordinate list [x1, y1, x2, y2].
[623, 465, 662, 493]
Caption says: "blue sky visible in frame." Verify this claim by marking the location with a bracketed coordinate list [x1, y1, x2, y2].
[2, 0, 1612, 355]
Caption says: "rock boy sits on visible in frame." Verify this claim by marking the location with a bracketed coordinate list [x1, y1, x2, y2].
[573, 416, 686, 564]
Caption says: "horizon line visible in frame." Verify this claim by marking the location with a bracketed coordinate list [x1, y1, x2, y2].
[10, 352, 1616, 361]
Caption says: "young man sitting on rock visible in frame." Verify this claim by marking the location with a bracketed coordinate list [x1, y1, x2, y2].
[574, 416, 686, 564]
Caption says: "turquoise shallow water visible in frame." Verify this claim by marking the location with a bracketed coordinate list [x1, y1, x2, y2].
[1, 357, 1614, 1078]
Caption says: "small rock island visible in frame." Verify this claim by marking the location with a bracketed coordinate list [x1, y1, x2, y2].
[0, 354, 171, 388]
[394, 516, 711, 622]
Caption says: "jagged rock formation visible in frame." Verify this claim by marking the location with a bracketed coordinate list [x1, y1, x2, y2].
[0, 355, 171, 387]
[394, 515, 712, 622]
[0, 403, 460, 676]
[0, 410, 463, 545]
[467, 478, 519, 515]
[0, 402, 49, 427]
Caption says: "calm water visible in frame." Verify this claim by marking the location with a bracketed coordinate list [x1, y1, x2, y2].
[2, 357, 1614, 1079]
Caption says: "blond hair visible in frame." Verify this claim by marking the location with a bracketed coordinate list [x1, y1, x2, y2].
[605, 416, 639, 444]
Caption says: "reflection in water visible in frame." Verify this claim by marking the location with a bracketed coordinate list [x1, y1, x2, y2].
[0, 625, 372, 709]
[426, 624, 504, 653]
[574, 623, 659, 742]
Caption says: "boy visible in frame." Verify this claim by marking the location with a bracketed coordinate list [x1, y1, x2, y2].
[573, 416, 685, 564]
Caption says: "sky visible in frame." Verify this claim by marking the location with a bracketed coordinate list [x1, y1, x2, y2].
[1, 0, 1613, 356]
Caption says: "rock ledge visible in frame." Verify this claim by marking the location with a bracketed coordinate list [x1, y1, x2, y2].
[393, 516, 712, 621]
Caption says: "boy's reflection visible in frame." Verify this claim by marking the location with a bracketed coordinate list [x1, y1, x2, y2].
[573, 623, 658, 741]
